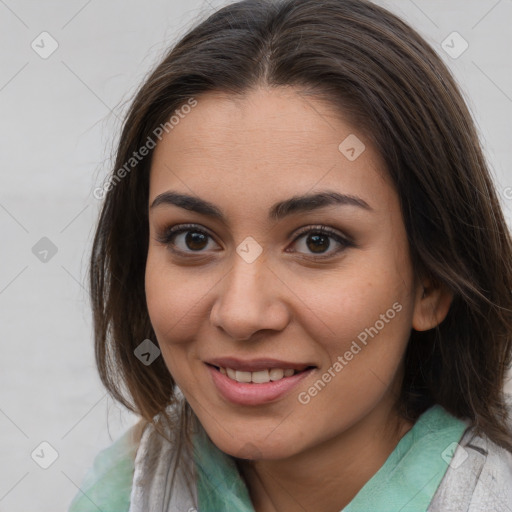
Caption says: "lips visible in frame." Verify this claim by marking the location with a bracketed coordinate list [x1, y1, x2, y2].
[204, 357, 317, 405]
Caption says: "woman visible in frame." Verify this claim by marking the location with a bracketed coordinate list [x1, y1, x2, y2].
[69, 0, 512, 510]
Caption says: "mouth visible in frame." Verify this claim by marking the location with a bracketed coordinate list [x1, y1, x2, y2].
[205, 359, 317, 406]
[207, 364, 316, 384]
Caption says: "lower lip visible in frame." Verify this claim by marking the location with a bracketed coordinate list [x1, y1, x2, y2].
[206, 364, 315, 406]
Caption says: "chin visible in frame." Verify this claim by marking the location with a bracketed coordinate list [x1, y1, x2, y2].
[203, 423, 303, 461]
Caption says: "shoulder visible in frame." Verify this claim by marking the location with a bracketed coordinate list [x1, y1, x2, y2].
[67, 419, 147, 512]
[428, 426, 512, 511]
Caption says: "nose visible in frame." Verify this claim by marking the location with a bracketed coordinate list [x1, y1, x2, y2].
[209, 253, 291, 341]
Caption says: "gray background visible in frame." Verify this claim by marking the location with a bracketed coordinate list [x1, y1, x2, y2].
[0, 1, 511, 510]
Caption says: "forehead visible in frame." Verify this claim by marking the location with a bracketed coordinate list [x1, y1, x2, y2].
[148, 86, 394, 214]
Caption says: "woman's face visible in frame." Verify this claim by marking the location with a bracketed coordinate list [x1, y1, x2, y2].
[145, 86, 433, 460]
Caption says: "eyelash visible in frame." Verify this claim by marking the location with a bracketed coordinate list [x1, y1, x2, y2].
[155, 223, 354, 260]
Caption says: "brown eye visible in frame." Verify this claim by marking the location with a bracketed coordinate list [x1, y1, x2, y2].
[304, 233, 331, 253]
[183, 231, 209, 251]
[290, 226, 353, 259]
[156, 224, 218, 254]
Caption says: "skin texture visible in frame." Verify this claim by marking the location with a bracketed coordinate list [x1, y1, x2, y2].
[145, 86, 453, 512]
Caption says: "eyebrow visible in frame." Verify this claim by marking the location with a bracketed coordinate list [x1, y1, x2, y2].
[150, 190, 373, 221]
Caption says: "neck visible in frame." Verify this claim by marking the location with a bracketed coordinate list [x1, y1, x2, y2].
[236, 398, 414, 512]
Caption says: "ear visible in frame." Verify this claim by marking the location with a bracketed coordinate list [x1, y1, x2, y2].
[412, 275, 453, 331]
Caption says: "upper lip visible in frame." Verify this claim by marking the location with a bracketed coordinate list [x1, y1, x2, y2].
[205, 357, 315, 373]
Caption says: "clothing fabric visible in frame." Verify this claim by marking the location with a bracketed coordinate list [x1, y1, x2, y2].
[190, 404, 468, 511]
[428, 426, 512, 512]
[67, 404, 512, 512]
[67, 420, 142, 512]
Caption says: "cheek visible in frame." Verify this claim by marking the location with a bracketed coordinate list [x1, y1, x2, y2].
[144, 255, 195, 387]
[290, 274, 412, 420]
[144, 250, 215, 390]
[287, 259, 413, 355]
[144, 249, 204, 339]
[287, 265, 415, 424]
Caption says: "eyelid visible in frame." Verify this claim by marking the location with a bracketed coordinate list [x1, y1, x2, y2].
[291, 224, 353, 244]
[287, 224, 353, 259]
[155, 222, 354, 258]
[155, 223, 218, 248]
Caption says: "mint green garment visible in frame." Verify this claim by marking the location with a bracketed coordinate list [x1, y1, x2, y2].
[67, 426, 137, 512]
[67, 404, 468, 512]
[193, 404, 469, 512]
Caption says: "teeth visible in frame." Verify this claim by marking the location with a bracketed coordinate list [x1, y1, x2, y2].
[235, 370, 252, 383]
[269, 368, 284, 381]
[252, 370, 270, 383]
[219, 366, 301, 383]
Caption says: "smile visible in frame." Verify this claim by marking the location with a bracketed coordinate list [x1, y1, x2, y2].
[215, 366, 301, 383]
[206, 362, 316, 406]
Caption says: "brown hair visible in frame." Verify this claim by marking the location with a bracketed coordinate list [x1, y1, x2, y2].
[89, 0, 512, 457]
